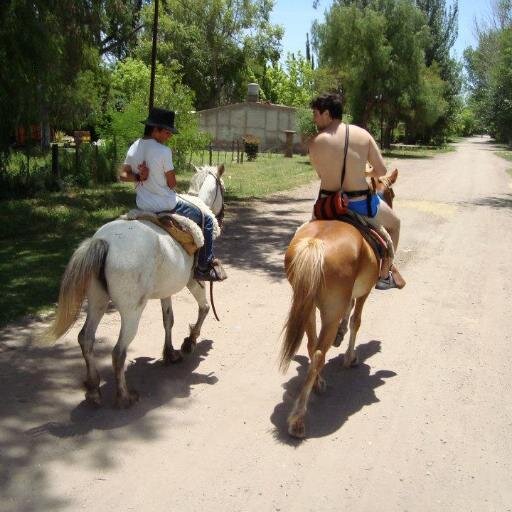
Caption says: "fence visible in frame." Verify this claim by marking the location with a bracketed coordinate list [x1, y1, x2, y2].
[181, 139, 284, 168]
[1, 137, 288, 199]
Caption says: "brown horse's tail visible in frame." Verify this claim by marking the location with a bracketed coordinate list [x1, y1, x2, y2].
[45, 238, 108, 341]
[279, 237, 325, 372]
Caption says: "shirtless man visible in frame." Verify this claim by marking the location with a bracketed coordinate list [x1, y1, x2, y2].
[308, 93, 405, 290]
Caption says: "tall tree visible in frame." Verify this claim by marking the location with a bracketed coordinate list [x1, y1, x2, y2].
[465, 1, 512, 143]
[414, 0, 461, 143]
[135, 0, 283, 109]
[313, 0, 441, 146]
[0, 1, 145, 152]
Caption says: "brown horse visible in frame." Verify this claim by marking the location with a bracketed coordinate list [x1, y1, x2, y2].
[279, 170, 398, 438]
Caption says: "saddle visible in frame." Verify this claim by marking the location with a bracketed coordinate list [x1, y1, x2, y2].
[120, 209, 203, 256]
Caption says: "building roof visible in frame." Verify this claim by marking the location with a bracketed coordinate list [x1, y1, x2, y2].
[196, 101, 296, 114]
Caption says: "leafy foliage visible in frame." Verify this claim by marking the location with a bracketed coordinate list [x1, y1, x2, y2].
[312, 0, 462, 145]
[465, 2, 512, 144]
[135, 0, 283, 109]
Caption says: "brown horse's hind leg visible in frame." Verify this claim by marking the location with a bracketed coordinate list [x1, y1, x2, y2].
[334, 298, 355, 347]
[78, 281, 109, 406]
[304, 310, 326, 393]
[288, 305, 345, 438]
[288, 349, 325, 438]
[343, 294, 369, 368]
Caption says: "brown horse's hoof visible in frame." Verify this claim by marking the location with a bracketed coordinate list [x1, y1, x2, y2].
[314, 376, 327, 393]
[343, 354, 359, 368]
[181, 336, 196, 355]
[163, 347, 183, 365]
[115, 389, 139, 409]
[288, 417, 306, 439]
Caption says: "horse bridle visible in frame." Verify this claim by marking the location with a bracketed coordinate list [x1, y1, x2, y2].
[207, 171, 225, 228]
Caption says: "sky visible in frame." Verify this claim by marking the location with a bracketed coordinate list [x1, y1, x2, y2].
[269, 0, 494, 63]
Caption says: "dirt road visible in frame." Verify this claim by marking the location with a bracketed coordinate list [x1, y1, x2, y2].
[1, 136, 512, 511]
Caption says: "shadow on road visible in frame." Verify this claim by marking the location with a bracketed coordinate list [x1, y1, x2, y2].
[270, 340, 396, 444]
[217, 195, 312, 279]
[463, 193, 512, 210]
[0, 338, 217, 511]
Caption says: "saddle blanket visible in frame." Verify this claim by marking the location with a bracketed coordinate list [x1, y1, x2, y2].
[120, 209, 203, 256]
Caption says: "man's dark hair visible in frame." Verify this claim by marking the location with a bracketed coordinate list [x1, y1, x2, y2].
[310, 93, 343, 120]
[143, 124, 153, 136]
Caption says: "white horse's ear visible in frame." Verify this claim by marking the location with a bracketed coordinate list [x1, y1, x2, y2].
[218, 163, 225, 176]
[193, 165, 200, 173]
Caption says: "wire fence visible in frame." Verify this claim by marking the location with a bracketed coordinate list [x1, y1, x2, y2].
[181, 140, 284, 168]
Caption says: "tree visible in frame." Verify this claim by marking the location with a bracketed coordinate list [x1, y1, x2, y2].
[104, 57, 207, 169]
[0, 1, 145, 152]
[414, 0, 462, 142]
[465, 2, 512, 143]
[263, 53, 316, 106]
[135, 0, 283, 110]
[313, 0, 438, 145]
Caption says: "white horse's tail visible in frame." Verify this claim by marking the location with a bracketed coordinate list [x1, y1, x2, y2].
[46, 238, 108, 341]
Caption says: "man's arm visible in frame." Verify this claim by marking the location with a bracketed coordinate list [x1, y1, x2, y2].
[165, 170, 176, 189]
[367, 134, 387, 177]
[119, 164, 140, 183]
[119, 162, 149, 183]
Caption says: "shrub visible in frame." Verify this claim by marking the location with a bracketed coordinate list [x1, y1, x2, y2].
[243, 134, 260, 161]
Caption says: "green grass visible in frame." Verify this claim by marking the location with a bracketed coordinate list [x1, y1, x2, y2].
[382, 145, 456, 159]
[0, 155, 315, 327]
[495, 150, 512, 178]
[222, 154, 313, 199]
[495, 150, 512, 162]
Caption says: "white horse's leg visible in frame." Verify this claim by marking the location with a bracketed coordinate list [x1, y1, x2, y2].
[334, 298, 355, 347]
[161, 297, 183, 365]
[78, 279, 109, 406]
[343, 294, 369, 368]
[112, 305, 145, 408]
[181, 279, 210, 354]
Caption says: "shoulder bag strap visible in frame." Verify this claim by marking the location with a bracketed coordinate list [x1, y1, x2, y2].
[340, 124, 350, 191]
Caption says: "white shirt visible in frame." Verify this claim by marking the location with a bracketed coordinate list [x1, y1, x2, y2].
[124, 138, 177, 212]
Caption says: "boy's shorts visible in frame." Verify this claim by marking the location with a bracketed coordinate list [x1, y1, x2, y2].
[347, 193, 381, 218]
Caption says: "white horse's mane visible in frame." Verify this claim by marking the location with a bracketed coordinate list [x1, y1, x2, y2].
[188, 165, 219, 195]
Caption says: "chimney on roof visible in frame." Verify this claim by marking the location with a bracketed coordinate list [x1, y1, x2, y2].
[247, 83, 259, 103]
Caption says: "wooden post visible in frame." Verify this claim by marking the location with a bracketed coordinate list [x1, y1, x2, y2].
[209, 143, 213, 165]
[51, 143, 59, 181]
[149, 0, 159, 111]
[92, 143, 99, 184]
[284, 130, 296, 158]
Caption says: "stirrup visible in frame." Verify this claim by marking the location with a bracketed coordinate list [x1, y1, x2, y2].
[375, 272, 398, 290]
[194, 259, 227, 282]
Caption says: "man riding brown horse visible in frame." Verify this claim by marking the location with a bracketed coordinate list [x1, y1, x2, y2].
[308, 93, 405, 289]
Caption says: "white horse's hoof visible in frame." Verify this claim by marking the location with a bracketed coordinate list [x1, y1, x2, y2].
[84, 388, 101, 407]
[163, 348, 183, 365]
[115, 390, 139, 409]
[181, 336, 196, 354]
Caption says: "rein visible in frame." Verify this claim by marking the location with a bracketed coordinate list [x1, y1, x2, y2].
[189, 170, 225, 323]
[207, 171, 225, 228]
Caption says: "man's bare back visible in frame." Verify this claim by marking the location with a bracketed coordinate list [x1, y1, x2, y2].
[309, 121, 387, 196]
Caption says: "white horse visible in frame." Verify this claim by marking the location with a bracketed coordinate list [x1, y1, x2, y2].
[46, 164, 226, 408]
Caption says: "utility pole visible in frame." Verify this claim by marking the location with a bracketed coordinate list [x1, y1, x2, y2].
[149, 0, 159, 111]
